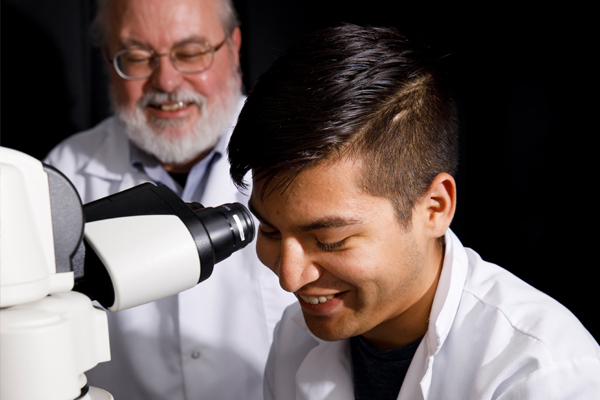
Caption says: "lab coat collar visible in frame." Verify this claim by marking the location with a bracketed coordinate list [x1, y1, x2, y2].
[398, 229, 468, 400]
[290, 229, 469, 400]
[426, 229, 468, 356]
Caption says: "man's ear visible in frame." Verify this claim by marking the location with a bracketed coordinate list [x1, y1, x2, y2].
[229, 27, 242, 64]
[421, 173, 457, 238]
[101, 47, 111, 64]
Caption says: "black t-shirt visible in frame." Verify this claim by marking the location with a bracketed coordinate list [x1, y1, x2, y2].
[350, 335, 423, 400]
[169, 171, 189, 190]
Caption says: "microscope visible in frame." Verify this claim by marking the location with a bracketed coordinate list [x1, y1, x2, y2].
[0, 146, 255, 399]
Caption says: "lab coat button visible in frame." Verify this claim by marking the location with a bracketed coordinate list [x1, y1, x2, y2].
[191, 351, 201, 359]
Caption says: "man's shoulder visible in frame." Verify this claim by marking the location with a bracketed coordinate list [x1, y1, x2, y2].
[460, 248, 599, 360]
[45, 117, 124, 166]
[426, 242, 600, 399]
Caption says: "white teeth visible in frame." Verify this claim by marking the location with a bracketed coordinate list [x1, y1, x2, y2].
[299, 294, 335, 305]
[160, 102, 187, 111]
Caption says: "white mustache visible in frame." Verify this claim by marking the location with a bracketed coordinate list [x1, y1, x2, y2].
[138, 89, 205, 109]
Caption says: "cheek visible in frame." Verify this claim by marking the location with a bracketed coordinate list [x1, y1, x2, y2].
[186, 55, 240, 101]
[184, 73, 211, 98]
[316, 251, 370, 289]
[111, 76, 144, 110]
[322, 247, 396, 293]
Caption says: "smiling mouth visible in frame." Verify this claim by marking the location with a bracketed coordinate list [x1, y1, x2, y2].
[149, 102, 190, 111]
[298, 294, 337, 305]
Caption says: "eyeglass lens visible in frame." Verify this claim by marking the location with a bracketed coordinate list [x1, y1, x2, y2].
[115, 42, 216, 79]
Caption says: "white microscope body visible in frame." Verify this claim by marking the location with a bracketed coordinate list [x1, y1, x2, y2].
[0, 146, 254, 399]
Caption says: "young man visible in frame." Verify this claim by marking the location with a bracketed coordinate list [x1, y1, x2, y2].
[228, 24, 600, 399]
[45, 0, 295, 398]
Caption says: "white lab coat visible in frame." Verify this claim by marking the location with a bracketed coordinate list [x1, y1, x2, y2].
[45, 114, 296, 400]
[265, 230, 600, 400]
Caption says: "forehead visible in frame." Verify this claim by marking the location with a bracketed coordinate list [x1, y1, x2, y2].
[251, 159, 391, 226]
[107, 0, 224, 47]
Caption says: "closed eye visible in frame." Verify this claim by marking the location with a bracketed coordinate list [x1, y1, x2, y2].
[316, 237, 348, 252]
[258, 226, 281, 241]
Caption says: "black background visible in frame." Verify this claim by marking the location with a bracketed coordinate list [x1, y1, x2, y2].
[2, 1, 597, 340]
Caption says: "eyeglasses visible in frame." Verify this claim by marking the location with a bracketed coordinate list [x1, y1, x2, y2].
[111, 38, 227, 80]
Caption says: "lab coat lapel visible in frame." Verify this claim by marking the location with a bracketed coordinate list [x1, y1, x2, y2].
[198, 104, 246, 207]
[200, 149, 244, 207]
[295, 339, 353, 400]
[291, 312, 353, 400]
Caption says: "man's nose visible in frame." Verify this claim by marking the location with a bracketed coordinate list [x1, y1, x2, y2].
[277, 238, 321, 293]
[149, 55, 184, 93]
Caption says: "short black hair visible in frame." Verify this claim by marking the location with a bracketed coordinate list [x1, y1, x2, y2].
[228, 23, 458, 227]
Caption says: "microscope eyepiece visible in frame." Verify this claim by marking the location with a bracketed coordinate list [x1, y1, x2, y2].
[187, 201, 255, 264]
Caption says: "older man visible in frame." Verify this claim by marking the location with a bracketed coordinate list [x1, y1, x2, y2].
[228, 24, 600, 399]
[45, 0, 294, 399]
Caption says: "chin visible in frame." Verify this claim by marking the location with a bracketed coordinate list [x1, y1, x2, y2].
[111, 83, 242, 166]
[139, 125, 220, 165]
[304, 315, 357, 342]
[115, 100, 237, 165]
[149, 119, 197, 139]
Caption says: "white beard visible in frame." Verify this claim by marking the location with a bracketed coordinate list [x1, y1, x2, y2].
[113, 82, 241, 165]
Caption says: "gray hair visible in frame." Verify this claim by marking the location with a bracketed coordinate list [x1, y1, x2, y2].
[90, 0, 241, 48]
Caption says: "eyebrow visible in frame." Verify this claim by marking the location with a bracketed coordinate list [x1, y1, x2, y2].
[248, 199, 363, 233]
[294, 217, 363, 233]
[120, 39, 147, 48]
[119, 35, 210, 50]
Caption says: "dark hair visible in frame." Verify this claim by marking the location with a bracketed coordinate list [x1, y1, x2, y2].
[228, 23, 458, 227]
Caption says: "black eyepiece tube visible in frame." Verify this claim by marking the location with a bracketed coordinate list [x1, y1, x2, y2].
[188, 202, 255, 264]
